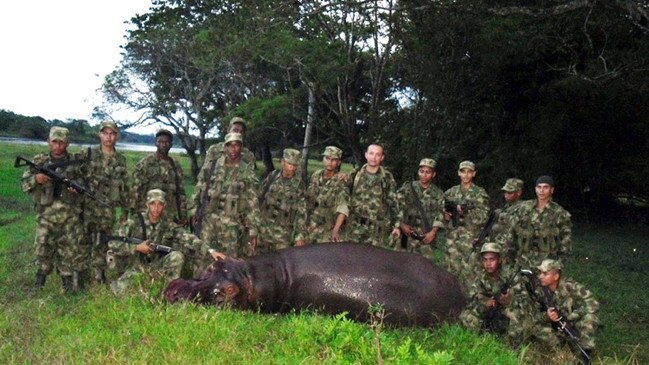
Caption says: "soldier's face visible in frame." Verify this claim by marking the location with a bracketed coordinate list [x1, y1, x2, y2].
[225, 141, 242, 161]
[538, 270, 560, 287]
[48, 139, 69, 158]
[481, 252, 501, 274]
[535, 183, 554, 201]
[418, 167, 435, 185]
[504, 190, 521, 202]
[99, 128, 117, 148]
[365, 145, 384, 168]
[458, 168, 475, 184]
[148, 200, 165, 221]
[323, 155, 341, 172]
[282, 160, 297, 178]
[229, 123, 245, 134]
[156, 135, 172, 155]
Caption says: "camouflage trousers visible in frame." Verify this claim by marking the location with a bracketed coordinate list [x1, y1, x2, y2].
[443, 227, 478, 282]
[532, 315, 597, 350]
[307, 221, 334, 244]
[110, 251, 184, 295]
[460, 306, 529, 346]
[347, 217, 395, 248]
[402, 237, 436, 262]
[259, 223, 293, 252]
[84, 208, 116, 271]
[201, 213, 251, 257]
[34, 213, 86, 276]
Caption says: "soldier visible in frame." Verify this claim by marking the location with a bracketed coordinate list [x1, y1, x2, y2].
[497, 175, 571, 267]
[528, 259, 599, 364]
[460, 242, 529, 347]
[489, 178, 524, 243]
[83, 121, 129, 284]
[258, 148, 308, 251]
[130, 129, 188, 226]
[397, 158, 444, 260]
[201, 117, 256, 172]
[190, 132, 261, 257]
[20, 127, 88, 293]
[108, 189, 222, 294]
[347, 143, 401, 247]
[306, 146, 350, 243]
[443, 160, 490, 280]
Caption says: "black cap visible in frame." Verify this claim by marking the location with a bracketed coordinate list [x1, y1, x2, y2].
[535, 175, 555, 187]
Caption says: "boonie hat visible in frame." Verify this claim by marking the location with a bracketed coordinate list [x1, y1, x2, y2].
[419, 158, 437, 169]
[322, 146, 343, 159]
[283, 148, 301, 165]
[502, 178, 524, 192]
[537, 258, 562, 272]
[224, 132, 243, 145]
[49, 127, 69, 142]
[480, 242, 502, 254]
[99, 121, 118, 133]
[458, 160, 475, 171]
[146, 189, 166, 204]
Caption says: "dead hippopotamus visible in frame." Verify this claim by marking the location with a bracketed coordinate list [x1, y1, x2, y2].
[164, 243, 466, 326]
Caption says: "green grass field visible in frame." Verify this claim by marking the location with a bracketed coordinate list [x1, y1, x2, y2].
[1, 141, 647, 364]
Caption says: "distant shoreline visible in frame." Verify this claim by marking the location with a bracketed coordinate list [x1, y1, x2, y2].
[0, 136, 187, 154]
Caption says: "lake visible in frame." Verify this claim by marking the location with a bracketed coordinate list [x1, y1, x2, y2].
[0, 137, 188, 154]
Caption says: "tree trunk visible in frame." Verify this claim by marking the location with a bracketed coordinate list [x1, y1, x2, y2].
[301, 83, 316, 185]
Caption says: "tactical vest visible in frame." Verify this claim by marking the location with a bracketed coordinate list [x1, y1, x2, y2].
[261, 171, 303, 227]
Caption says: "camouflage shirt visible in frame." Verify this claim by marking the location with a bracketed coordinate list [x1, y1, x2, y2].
[348, 164, 402, 229]
[259, 170, 308, 244]
[498, 199, 572, 266]
[204, 142, 256, 171]
[131, 154, 187, 223]
[443, 183, 490, 234]
[306, 169, 350, 236]
[398, 180, 445, 233]
[83, 146, 129, 220]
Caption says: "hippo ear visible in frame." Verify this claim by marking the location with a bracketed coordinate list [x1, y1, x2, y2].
[221, 282, 240, 299]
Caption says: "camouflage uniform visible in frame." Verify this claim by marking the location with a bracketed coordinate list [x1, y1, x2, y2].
[347, 165, 402, 247]
[204, 142, 256, 171]
[20, 128, 88, 288]
[190, 156, 260, 257]
[460, 264, 531, 345]
[306, 169, 350, 243]
[83, 144, 129, 277]
[397, 180, 444, 259]
[497, 199, 572, 268]
[130, 154, 187, 223]
[108, 207, 213, 294]
[443, 183, 490, 279]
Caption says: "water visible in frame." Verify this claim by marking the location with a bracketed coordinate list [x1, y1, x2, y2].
[0, 137, 188, 154]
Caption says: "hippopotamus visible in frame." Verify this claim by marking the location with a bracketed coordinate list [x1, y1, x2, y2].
[164, 243, 466, 326]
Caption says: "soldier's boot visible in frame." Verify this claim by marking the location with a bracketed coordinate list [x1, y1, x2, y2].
[61, 275, 74, 294]
[94, 268, 107, 285]
[34, 270, 47, 290]
[72, 271, 85, 292]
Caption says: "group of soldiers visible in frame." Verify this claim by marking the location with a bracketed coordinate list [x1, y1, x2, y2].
[20, 117, 598, 363]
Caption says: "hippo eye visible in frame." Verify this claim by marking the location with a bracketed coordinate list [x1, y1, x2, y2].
[212, 288, 220, 296]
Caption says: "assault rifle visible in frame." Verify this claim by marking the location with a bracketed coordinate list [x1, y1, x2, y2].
[444, 201, 472, 227]
[481, 266, 522, 334]
[472, 211, 497, 252]
[15, 156, 110, 207]
[99, 234, 173, 254]
[520, 269, 591, 364]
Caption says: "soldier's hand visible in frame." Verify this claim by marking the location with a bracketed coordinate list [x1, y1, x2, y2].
[400, 223, 413, 237]
[486, 298, 497, 308]
[331, 229, 341, 242]
[295, 240, 306, 247]
[135, 241, 153, 255]
[443, 212, 452, 221]
[337, 172, 349, 182]
[498, 290, 512, 306]
[209, 249, 226, 261]
[547, 307, 561, 322]
[422, 230, 437, 245]
[35, 173, 50, 185]
[249, 235, 258, 253]
[391, 227, 401, 238]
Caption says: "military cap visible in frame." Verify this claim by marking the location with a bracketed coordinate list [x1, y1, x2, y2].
[322, 146, 343, 159]
[146, 189, 166, 204]
[49, 127, 69, 142]
[535, 175, 555, 187]
[156, 129, 173, 139]
[537, 258, 562, 272]
[419, 158, 437, 169]
[224, 132, 243, 145]
[229, 117, 246, 128]
[283, 148, 301, 165]
[480, 242, 502, 254]
[99, 121, 118, 133]
[458, 160, 475, 171]
[501, 178, 524, 192]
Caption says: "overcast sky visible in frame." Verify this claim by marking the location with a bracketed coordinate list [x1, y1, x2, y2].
[0, 0, 153, 129]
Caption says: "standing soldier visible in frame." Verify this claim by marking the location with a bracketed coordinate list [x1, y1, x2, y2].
[20, 127, 88, 293]
[108, 189, 222, 294]
[202, 117, 256, 171]
[190, 133, 260, 257]
[460, 242, 529, 347]
[306, 146, 349, 243]
[258, 148, 308, 251]
[130, 129, 188, 226]
[497, 176, 571, 267]
[347, 143, 401, 247]
[398, 158, 445, 260]
[488, 178, 525, 246]
[443, 160, 490, 281]
[83, 121, 129, 284]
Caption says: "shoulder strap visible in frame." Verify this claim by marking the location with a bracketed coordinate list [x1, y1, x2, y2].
[259, 169, 281, 205]
[165, 157, 183, 223]
[137, 213, 147, 240]
[409, 181, 432, 232]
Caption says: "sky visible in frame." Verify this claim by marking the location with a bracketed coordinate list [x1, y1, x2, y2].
[0, 0, 154, 131]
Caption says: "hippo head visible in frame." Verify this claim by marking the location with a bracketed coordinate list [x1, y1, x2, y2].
[164, 258, 254, 308]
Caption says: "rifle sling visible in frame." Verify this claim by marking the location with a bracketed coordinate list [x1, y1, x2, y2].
[408, 181, 432, 233]
[166, 156, 183, 223]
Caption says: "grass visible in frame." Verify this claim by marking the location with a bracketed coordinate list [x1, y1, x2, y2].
[1, 141, 647, 364]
